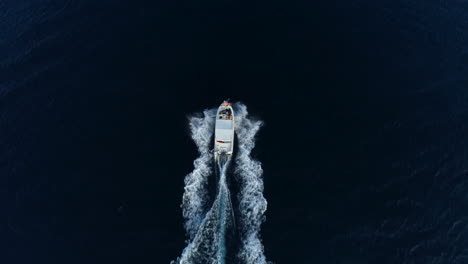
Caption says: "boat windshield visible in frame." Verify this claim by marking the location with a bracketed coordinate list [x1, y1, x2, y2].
[217, 108, 233, 120]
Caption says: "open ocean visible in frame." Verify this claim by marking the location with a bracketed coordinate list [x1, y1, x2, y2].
[2, 0, 468, 263]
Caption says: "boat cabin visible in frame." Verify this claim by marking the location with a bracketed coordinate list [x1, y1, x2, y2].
[217, 107, 233, 120]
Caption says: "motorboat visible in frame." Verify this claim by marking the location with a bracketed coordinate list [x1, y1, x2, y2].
[214, 100, 235, 158]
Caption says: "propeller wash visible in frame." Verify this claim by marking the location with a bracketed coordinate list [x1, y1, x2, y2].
[172, 102, 269, 264]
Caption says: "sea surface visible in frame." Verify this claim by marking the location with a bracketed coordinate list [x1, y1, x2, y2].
[2, 0, 468, 263]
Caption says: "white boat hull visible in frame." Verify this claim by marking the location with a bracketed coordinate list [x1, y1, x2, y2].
[214, 102, 235, 158]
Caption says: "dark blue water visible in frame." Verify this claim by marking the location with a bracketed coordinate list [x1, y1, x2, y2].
[2, 0, 468, 263]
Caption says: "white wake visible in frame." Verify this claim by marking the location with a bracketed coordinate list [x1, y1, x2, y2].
[173, 103, 268, 264]
[181, 108, 216, 239]
[233, 103, 268, 264]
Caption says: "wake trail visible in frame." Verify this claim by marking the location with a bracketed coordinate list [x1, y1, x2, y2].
[180, 109, 217, 239]
[234, 103, 268, 264]
[173, 103, 268, 264]
[215, 155, 231, 264]
[176, 155, 233, 264]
